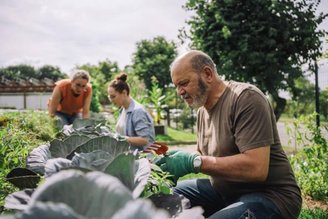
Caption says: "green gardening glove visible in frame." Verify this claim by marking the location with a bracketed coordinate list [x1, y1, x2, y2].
[156, 150, 197, 182]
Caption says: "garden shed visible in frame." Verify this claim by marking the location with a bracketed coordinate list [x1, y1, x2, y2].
[0, 78, 54, 110]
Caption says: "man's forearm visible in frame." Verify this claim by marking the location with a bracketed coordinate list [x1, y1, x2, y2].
[200, 147, 270, 182]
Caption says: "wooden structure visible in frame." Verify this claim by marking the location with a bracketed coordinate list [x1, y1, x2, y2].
[0, 78, 55, 110]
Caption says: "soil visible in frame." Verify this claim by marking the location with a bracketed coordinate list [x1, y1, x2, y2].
[169, 144, 328, 212]
[303, 196, 328, 211]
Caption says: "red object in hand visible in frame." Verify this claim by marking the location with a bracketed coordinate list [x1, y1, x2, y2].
[144, 142, 168, 155]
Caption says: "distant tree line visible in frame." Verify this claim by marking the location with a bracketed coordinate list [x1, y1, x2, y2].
[0, 64, 67, 82]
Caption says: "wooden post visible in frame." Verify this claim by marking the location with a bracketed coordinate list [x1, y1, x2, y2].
[314, 62, 320, 127]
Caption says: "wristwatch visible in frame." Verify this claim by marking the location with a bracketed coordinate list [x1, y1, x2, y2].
[193, 156, 202, 173]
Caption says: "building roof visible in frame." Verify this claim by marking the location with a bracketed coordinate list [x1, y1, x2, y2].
[0, 77, 55, 93]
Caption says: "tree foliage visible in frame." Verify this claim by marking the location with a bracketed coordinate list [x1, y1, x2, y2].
[319, 87, 328, 120]
[132, 36, 177, 91]
[78, 59, 120, 104]
[285, 77, 315, 117]
[181, 0, 327, 120]
[0, 64, 67, 81]
[37, 65, 67, 81]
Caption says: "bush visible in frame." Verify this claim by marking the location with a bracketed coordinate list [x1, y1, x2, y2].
[288, 114, 328, 201]
[298, 208, 328, 219]
[90, 81, 101, 113]
[0, 111, 57, 210]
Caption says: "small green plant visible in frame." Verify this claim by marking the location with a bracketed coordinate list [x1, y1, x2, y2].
[298, 208, 328, 219]
[149, 76, 167, 125]
[142, 163, 174, 198]
[287, 114, 327, 201]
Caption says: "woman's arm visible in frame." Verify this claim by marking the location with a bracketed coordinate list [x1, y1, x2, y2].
[126, 136, 149, 146]
[82, 89, 92, 119]
[48, 86, 61, 117]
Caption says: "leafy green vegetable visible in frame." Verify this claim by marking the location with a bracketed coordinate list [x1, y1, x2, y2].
[67, 136, 129, 159]
[49, 135, 90, 158]
[3, 170, 172, 219]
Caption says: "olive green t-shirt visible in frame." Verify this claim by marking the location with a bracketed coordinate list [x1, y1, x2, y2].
[197, 81, 301, 219]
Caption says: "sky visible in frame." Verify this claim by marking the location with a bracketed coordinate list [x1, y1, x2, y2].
[0, 0, 327, 88]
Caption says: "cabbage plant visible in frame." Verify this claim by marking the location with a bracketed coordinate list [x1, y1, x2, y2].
[4, 170, 203, 219]
[3, 170, 170, 218]
[7, 134, 129, 189]
[4, 119, 205, 218]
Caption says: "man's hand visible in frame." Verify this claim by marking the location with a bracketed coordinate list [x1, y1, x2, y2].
[156, 150, 197, 182]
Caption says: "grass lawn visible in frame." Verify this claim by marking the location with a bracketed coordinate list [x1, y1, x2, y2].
[155, 127, 197, 143]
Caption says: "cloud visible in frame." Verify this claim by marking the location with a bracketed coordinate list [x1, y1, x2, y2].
[0, 0, 326, 89]
[0, 0, 191, 72]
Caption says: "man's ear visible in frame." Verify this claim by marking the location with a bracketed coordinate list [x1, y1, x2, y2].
[202, 66, 214, 82]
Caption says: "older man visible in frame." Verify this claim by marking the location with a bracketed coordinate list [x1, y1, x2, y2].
[157, 50, 301, 219]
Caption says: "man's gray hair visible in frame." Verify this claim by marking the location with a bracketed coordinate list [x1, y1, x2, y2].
[71, 69, 90, 82]
[190, 52, 217, 74]
[170, 50, 217, 74]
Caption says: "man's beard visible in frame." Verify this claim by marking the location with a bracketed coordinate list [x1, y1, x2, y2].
[186, 78, 208, 109]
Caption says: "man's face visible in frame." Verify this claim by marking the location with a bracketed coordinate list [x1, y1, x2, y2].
[171, 61, 208, 109]
[71, 78, 88, 95]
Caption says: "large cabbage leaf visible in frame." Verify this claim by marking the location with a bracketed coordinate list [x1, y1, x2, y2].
[59, 119, 112, 138]
[104, 153, 135, 191]
[44, 151, 151, 198]
[30, 170, 132, 218]
[45, 150, 113, 177]
[5, 168, 40, 190]
[5, 197, 170, 219]
[44, 158, 72, 177]
[4, 170, 203, 218]
[105, 154, 151, 198]
[49, 135, 90, 158]
[26, 144, 51, 174]
[4, 189, 34, 211]
[111, 199, 168, 219]
[71, 150, 113, 171]
[72, 118, 103, 129]
[67, 136, 129, 159]
[18, 202, 80, 219]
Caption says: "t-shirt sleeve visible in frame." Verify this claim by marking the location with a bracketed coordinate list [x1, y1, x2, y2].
[233, 89, 275, 152]
[131, 109, 155, 141]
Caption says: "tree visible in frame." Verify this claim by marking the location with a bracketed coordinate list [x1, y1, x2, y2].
[0, 64, 66, 81]
[78, 59, 120, 105]
[37, 65, 67, 81]
[98, 59, 120, 82]
[90, 81, 101, 113]
[285, 77, 316, 117]
[180, 0, 327, 120]
[2, 64, 37, 80]
[132, 36, 177, 91]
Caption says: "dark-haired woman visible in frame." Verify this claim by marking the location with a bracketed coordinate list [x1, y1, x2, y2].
[108, 72, 155, 151]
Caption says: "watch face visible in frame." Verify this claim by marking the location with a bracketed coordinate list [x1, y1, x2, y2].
[194, 157, 201, 167]
[193, 156, 202, 173]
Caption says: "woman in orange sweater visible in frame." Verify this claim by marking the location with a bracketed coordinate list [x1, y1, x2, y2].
[48, 69, 92, 127]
